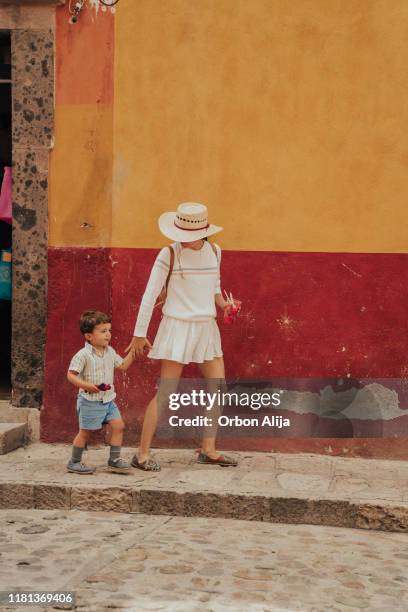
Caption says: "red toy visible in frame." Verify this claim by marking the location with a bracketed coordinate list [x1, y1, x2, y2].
[98, 383, 111, 391]
[223, 291, 241, 325]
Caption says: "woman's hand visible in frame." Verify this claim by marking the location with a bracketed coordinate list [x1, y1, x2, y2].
[125, 336, 152, 358]
[223, 299, 242, 325]
[215, 293, 242, 312]
[223, 299, 242, 313]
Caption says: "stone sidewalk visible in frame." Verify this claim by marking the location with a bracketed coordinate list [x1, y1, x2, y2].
[1, 509, 408, 611]
[0, 444, 407, 531]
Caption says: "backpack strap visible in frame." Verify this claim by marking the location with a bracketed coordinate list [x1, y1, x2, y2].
[210, 242, 219, 262]
[164, 245, 174, 293]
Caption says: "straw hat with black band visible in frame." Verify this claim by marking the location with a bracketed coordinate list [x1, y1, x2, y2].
[158, 202, 223, 243]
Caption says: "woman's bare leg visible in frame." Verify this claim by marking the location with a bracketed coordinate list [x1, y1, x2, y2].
[138, 359, 184, 463]
[197, 357, 226, 459]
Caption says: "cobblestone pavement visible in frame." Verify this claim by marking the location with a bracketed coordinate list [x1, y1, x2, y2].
[0, 510, 408, 612]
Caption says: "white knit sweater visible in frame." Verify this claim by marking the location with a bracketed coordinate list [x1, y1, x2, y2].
[134, 241, 221, 337]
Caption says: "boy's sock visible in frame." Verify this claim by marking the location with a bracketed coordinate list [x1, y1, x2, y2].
[109, 446, 121, 461]
[71, 446, 84, 463]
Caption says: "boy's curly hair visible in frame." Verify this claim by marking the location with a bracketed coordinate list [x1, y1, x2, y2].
[79, 310, 111, 334]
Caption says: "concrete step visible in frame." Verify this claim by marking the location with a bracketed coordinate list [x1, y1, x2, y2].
[0, 444, 408, 532]
[0, 422, 27, 454]
[0, 400, 39, 443]
[0, 400, 30, 423]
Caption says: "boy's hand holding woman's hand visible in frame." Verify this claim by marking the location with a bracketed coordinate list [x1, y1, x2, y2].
[125, 337, 152, 358]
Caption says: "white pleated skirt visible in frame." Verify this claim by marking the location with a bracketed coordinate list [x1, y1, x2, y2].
[148, 316, 223, 364]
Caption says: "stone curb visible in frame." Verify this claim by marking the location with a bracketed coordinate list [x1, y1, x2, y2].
[1, 481, 408, 532]
[0, 422, 27, 455]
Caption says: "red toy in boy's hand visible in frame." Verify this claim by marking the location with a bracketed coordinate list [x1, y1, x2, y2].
[223, 291, 241, 325]
[98, 383, 111, 391]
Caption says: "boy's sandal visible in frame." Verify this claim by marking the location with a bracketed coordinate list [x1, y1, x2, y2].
[131, 456, 161, 471]
[196, 452, 238, 467]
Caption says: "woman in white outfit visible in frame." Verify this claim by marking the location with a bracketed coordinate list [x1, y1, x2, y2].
[125, 203, 240, 471]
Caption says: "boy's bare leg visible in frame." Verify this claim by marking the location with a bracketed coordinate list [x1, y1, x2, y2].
[73, 429, 90, 449]
[108, 418, 125, 447]
[104, 425, 111, 446]
[138, 359, 184, 464]
[197, 356, 226, 459]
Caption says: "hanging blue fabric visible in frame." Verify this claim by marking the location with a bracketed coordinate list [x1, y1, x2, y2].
[0, 249, 11, 300]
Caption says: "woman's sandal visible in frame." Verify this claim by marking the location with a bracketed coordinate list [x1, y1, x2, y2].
[131, 456, 161, 471]
[196, 452, 238, 467]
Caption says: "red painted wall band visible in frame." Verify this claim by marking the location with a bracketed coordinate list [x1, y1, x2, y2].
[42, 247, 408, 458]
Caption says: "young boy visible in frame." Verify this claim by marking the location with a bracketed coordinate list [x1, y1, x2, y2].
[67, 310, 135, 474]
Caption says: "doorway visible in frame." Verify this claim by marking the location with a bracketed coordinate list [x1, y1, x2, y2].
[0, 30, 12, 400]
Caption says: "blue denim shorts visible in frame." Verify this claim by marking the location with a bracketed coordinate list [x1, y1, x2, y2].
[76, 396, 121, 431]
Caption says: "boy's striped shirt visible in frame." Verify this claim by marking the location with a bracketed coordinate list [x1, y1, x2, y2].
[68, 343, 123, 403]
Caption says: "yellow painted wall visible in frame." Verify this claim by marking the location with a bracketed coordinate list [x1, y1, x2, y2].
[49, 5, 114, 247]
[50, 1, 408, 253]
[49, 104, 113, 247]
[113, 0, 408, 253]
